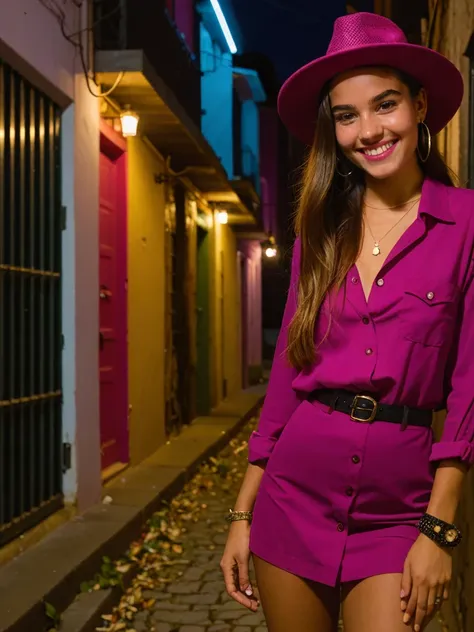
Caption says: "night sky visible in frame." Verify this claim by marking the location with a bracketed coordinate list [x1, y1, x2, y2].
[232, 0, 349, 82]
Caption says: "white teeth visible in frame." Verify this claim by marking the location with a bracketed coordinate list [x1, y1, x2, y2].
[364, 141, 395, 156]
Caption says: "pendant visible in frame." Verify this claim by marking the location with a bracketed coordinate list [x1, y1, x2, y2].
[372, 243, 381, 256]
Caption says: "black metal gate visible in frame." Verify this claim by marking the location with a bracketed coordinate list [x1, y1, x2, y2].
[0, 61, 63, 547]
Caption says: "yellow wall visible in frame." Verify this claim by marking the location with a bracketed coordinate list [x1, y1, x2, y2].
[210, 216, 242, 406]
[186, 197, 198, 419]
[427, 0, 473, 185]
[373, 0, 391, 16]
[126, 138, 167, 464]
[429, 0, 468, 186]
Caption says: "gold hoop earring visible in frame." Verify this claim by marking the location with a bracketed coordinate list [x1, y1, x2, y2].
[417, 121, 432, 163]
[336, 158, 353, 177]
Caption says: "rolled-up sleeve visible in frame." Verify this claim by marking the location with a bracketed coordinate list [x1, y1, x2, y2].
[430, 258, 474, 467]
[248, 238, 302, 465]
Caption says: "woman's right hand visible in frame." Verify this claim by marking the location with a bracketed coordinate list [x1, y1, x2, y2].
[220, 521, 259, 611]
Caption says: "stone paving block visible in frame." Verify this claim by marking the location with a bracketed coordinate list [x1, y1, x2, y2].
[167, 580, 202, 594]
[154, 602, 191, 611]
[215, 610, 248, 621]
[181, 566, 207, 581]
[201, 580, 225, 593]
[220, 590, 233, 603]
[144, 590, 172, 600]
[154, 625, 173, 632]
[175, 592, 219, 605]
[203, 570, 222, 581]
[211, 601, 246, 611]
[151, 609, 211, 625]
[133, 610, 149, 627]
[237, 612, 267, 626]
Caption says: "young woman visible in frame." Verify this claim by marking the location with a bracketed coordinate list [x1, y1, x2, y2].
[220, 12, 474, 632]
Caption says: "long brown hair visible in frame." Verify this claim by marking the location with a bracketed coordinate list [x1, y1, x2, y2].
[286, 70, 454, 370]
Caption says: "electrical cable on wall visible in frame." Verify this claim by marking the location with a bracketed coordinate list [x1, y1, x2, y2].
[38, 0, 123, 97]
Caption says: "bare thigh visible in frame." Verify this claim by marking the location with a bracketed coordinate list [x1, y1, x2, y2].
[342, 573, 431, 632]
[253, 555, 340, 632]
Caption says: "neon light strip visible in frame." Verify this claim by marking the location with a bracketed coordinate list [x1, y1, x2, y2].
[210, 0, 237, 54]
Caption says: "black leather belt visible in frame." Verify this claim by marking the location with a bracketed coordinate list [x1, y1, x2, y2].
[310, 388, 433, 428]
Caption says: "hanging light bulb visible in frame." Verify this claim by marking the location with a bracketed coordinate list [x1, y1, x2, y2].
[120, 107, 139, 137]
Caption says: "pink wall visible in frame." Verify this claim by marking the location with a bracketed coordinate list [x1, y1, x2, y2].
[239, 241, 262, 371]
[174, 0, 196, 53]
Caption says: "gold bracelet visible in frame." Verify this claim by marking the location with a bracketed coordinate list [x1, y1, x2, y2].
[226, 509, 253, 523]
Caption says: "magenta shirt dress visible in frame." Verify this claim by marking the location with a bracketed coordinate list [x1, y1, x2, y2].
[248, 177, 474, 586]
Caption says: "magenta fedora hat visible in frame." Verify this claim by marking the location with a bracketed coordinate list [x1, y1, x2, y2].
[278, 12, 464, 146]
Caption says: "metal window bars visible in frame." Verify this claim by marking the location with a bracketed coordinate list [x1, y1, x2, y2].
[0, 61, 63, 547]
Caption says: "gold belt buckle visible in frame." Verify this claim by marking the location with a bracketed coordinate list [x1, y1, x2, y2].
[350, 394, 378, 423]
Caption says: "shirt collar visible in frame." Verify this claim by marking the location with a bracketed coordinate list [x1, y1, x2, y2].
[419, 177, 456, 224]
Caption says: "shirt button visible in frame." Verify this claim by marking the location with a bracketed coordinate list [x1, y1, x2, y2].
[351, 276, 359, 284]
[426, 291, 434, 300]
[376, 278, 384, 287]
[346, 487, 354, 496]
[362, 317, 370, 325]
[337, 522, 345, 532]
[365, 348, 373, 355]
[352, 455, 360, 464]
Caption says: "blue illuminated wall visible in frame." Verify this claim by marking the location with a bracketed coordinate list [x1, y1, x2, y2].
[240, 98, 260, 194]
[200, 24, 234, 179]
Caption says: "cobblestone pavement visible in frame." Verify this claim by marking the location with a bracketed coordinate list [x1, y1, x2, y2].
[131, 415, 267, 632]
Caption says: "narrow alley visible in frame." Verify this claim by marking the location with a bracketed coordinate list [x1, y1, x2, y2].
[95, 414, 267, 632]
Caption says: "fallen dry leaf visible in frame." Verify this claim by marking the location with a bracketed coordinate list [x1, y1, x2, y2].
[85, 414, 268, 632]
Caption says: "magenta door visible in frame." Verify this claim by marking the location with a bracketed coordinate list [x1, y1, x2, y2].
[99, 125, 128, 471]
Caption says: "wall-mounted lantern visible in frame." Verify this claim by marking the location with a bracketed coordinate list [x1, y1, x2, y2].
[217, 210, 229, 225]
[261, 233, 278, 258]
[120, 106, 140, 137]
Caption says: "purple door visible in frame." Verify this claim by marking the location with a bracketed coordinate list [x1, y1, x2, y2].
[99, 125, 128, 472]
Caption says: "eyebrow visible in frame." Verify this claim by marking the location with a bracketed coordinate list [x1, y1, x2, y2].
[331, 89, 402, 113]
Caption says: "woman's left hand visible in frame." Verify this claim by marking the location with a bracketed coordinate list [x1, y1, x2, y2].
[400, 534, 451, 631]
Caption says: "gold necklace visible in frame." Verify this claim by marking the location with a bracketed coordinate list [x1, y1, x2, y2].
[364, 195, 421, 211]
[364, 197, 420, 257]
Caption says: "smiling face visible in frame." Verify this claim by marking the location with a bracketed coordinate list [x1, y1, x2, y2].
[329, 67, 427, 181]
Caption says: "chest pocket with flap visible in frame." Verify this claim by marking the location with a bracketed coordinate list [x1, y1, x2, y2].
[400, 280, 459, 347]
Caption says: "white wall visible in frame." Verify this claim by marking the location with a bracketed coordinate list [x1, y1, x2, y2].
[0, 0, 77, 106]
[74, 79, 101, 510]
[0, 0, 102, 509]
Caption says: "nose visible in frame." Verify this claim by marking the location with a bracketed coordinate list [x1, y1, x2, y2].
[359, 113, 383, 144]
